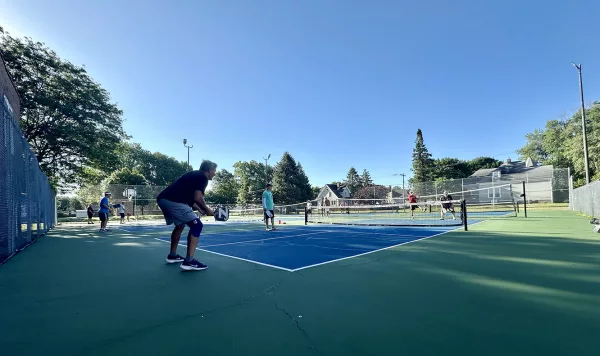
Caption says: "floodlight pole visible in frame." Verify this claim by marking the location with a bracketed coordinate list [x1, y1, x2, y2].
[572, 63, 590, 184]
[183, 139, 193, 171]
[399, 173, 406, 203]
[263, 154, 271, 185]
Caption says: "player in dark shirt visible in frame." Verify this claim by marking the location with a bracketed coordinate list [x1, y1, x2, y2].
[156, 160, 217, 271]
[439, 191, 457, 220]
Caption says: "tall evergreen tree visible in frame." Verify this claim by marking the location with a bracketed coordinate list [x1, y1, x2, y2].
[411, 129, 435, 182]
[295, 163, 313, 202]
[344, 167, 361, 194]
[360, 169, 373, 187]
[273, 152, 312, 204]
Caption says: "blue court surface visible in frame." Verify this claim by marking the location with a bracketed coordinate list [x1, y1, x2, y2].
[153, 223, 465, 272]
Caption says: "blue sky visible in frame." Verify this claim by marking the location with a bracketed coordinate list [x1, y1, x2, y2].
[2, 0, 599, 188]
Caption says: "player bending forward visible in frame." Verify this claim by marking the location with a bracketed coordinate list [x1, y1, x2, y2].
[156, 160, 217, 271]
[439, 191, 457, 220]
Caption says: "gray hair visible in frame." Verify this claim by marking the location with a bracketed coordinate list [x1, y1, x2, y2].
[199, 160, 217, 172]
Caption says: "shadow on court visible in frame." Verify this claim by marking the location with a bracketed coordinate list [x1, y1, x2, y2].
[1, 210, 600, 356]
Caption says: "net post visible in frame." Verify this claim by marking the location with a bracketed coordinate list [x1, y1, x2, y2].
[521, 181, 528, 218]
[304, 206, 308, 225]
[462, 199, 468, 231]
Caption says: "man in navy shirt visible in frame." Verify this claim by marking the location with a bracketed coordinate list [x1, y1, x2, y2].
[98, 192, 112, 232]
[157, 160, 217, 271]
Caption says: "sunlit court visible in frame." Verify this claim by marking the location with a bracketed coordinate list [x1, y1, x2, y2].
[3, 2, 600, 355]
[4, 203, 600, 355]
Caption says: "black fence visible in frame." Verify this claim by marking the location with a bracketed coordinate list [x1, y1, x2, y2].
[0, 59, 56, 265]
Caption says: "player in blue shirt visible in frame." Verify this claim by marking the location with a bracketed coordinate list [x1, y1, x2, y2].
[262, 183, 276, 231]
[98, 192, 112, 232]
[156, 160, 217, 271]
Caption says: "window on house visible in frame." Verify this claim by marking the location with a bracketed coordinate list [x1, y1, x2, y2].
[488, 187, 501, 198]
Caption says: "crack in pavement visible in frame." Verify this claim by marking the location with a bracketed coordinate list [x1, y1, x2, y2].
[72, 279, 284, 356]
[271, 299, 319, 354]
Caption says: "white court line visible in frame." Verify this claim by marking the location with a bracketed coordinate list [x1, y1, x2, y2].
[154, 222, 485, 273]
[153, 238, 293, 272]
[326, 230, 448, 238]
[290, 225, 467, 272]
[200, 231, 331, 248]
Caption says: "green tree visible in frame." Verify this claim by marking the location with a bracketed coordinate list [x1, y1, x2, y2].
[117, 143, 189, 185]
[311, 186, 321, 199]
[208, 169, 239, 204]
[75, 179, 109, 207]
[359, 169, 373, 188]
[146, 152, 189, 186]
[516, 129, 547, 164]
[78, 166, 107, 186]
[353, 185, 390, 205]
[517, 102, 600, 187]
[0, 31, 127, 188]
[344, 167, 361, 195]
[295, 162, 313, 202]
[411, 129, 435, 183]
[434, 158, 470, 180]
[467, 157, 503, 173]
[107, 168, 148, 185]
[233, 160, 271, 204]
[272, 152, 311, 204]
[57, 197, 84, 212]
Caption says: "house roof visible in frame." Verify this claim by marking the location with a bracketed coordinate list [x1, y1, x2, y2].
[325, 184, 346, 198]
[470, 168, 497, 177]
[470, 159, 554, 181]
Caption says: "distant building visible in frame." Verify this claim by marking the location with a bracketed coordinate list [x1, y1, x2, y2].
[468, 157, 566, 203]
[315, 184, 352, 206]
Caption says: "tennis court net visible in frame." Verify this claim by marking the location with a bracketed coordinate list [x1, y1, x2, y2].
[223, 203, 307, 223]
[306, 200, 466, 227]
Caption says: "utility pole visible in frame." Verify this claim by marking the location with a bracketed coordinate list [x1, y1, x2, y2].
[572, 63, 591, 184]
[398, 173, 406, 203]
[392, 173, 407, 205]
[183, 139, 193, 171]
[263, 154, 271, 185]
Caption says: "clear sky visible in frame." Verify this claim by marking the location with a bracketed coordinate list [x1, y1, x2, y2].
[2, 0, 599, 188]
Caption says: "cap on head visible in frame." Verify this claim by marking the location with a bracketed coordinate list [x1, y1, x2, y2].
[105, 191, 112, 196]
[266, 183, 272, 188]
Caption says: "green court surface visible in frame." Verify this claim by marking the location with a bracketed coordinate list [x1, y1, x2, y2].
[2, 209, 600, 355]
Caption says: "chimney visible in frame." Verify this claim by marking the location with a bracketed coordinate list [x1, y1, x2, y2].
[506, 157, 511, 164]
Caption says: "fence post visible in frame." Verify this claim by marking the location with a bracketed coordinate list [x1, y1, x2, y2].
[462, 200, 468, 231]
[522, 181, 527, 218]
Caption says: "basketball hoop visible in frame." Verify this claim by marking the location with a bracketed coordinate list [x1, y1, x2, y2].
[123, 188, 136, 199]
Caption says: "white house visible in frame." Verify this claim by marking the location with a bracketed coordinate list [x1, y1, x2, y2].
[468, 157, 559, 203]
[315, 184, 352, 206]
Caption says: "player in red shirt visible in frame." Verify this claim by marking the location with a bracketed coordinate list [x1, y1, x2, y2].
[407, 191, 418, 219]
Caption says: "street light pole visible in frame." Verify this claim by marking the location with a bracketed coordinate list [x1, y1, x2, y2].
[183, 139, 193, 171]
[263, 154, 271, 184]
[393, 173, 407, 203]
[572, 63, 590, 184]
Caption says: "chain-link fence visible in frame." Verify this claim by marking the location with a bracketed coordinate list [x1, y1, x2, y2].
[103, 184, 166, 217]
[105, 184, 248, 217]
[1, 62, 56, 264]
[399, 167, 570, 205]
[569, 179, 600, 218]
